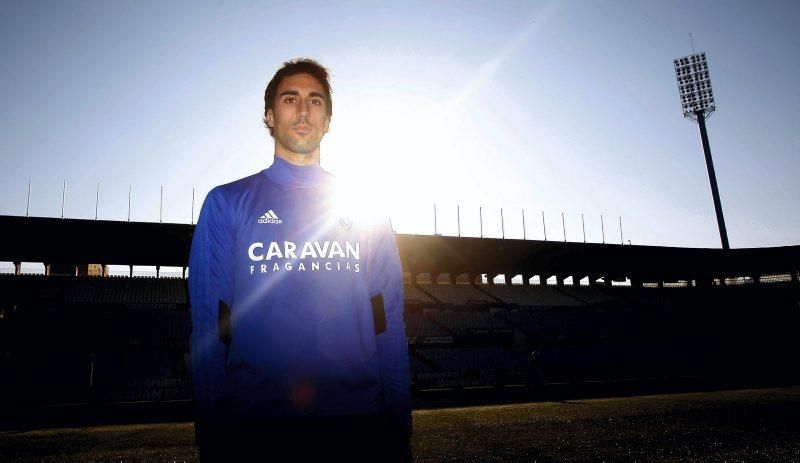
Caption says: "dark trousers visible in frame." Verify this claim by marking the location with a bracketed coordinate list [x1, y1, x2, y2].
[197, 413, 412, 463]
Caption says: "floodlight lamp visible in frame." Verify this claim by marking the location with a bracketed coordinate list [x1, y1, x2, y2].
[674, 51, 715, 120]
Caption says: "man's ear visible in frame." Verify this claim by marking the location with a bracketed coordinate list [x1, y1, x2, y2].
[323, 117, 330, 134]
[266, 109, 274, 128]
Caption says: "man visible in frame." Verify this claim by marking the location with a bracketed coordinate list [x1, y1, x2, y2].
[188, 58, 412, 462]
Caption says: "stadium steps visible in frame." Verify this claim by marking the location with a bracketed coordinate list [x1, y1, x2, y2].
[414, 283, 443, 304]
[471, 284, 506, 305]
[549, 285, 589, 305]
[421, 309, 455, 335]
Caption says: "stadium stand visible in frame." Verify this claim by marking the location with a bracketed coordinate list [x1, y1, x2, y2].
[0, 273, 191, 406]
[404, 311, 450, 337]
[415, 347, 522, 371]
[92, 351, 191, 402]
[0, 274, 186, 307]
[64, 276, 187, 305]
[409, 354, 438, 374]
[557, 285, 626, 305]
[480, 283, 584, 307]
[424, 308, 513, 335]
[1, 215, 798, 406]
[403, 283, 437, 305]
[417, 283, 498, 306]
[759, 273, 793, 283]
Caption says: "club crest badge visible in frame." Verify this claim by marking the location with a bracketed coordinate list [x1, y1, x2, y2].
[338, 216, 353, 232]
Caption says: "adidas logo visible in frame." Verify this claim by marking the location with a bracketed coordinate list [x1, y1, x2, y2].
[258, 210, 283, 224]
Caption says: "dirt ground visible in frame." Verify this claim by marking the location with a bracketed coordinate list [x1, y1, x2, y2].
[1, 386, 799, 462]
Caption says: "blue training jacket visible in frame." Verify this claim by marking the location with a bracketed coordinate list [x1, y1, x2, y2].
[188, 157, 411, 433]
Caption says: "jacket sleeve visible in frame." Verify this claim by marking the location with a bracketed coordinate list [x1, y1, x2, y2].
[188, 187, 235, 434]
[367, 218, 413, 436]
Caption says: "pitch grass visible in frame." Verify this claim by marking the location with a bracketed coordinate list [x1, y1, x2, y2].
[1, 387, 799, 462]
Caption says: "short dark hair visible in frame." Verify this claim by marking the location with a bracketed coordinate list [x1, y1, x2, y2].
[263, 58, 333, 137]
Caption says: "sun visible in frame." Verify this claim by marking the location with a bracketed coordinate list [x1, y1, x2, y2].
[329, 169, 388, 227]
[323, 87, 470, 235]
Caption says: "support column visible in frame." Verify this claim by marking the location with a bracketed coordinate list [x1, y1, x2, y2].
[14, 261, 21, 275]
[696, 110, 730, 250]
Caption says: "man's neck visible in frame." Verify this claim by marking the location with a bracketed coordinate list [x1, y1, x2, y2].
[274, 150, 320, 167]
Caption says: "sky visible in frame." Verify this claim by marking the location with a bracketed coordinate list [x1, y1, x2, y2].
[1, 0, 799, 254]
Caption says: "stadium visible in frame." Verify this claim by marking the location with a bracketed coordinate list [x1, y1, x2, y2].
[3, 2, 800, 462]
[1, 214, 798, 461]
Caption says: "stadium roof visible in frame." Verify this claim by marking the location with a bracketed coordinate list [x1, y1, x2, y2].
[1, 215, 797, 283]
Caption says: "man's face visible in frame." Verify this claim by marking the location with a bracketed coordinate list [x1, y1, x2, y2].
[266, 72, 330, 158]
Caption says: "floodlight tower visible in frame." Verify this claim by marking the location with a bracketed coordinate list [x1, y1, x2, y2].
[674, 52, 729, 249]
